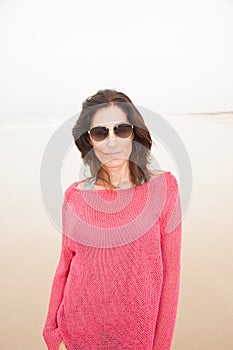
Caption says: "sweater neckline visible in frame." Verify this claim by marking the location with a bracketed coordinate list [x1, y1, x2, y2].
[72, 171, 166, 194]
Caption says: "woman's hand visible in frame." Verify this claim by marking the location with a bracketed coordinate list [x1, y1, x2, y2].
[58, 340, 68, 350]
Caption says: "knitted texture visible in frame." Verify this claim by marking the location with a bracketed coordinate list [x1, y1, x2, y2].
[42, 171, 182, 350]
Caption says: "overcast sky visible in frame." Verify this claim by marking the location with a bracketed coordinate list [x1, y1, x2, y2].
[0, 0, 232, 116]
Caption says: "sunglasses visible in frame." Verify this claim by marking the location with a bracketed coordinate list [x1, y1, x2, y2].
[87, 123, 134, 142]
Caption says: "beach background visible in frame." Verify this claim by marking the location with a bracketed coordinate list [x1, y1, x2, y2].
[1, 0, 233, 349]
[1, 112, 233, 350]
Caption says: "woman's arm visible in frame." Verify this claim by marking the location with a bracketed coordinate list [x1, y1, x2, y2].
[42, 232, 75, 350]
[152, 172, 183, 350]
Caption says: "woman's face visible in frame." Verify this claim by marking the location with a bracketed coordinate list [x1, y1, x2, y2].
[88, 105, 134, 170]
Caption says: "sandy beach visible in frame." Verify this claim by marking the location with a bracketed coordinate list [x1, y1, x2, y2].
[0, 113, 232, 349]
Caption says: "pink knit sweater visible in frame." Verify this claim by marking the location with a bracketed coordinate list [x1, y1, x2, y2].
[42, 171, 182, 350]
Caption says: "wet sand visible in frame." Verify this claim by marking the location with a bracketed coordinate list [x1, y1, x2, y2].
[0, 113, 232, 349]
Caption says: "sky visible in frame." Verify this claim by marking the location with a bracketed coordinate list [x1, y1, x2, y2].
[0, 0, 233, 117]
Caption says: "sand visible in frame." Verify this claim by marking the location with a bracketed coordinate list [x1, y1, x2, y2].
[0, 113, 232, 349]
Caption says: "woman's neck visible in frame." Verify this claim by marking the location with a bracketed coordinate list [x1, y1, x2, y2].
[96, 165, 133, 189]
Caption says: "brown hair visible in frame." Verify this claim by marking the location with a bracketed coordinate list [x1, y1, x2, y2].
[72, 89, 154, 190]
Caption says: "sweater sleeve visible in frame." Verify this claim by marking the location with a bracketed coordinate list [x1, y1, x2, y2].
[42, 232, 75, 350]
[152, 172, 183, 350]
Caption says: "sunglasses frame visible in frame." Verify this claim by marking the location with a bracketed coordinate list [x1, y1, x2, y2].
[87, 123, 134, 141]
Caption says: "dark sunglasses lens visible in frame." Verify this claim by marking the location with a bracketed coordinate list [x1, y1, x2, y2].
[115, 124, 133, 138]
[90, 127, 108, 141]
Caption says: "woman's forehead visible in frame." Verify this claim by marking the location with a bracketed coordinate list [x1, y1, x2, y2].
[90, 105, 128, 127]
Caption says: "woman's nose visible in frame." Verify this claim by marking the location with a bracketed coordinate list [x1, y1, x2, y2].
[106, 128, 118, 145]
[108, 128, 116, 138]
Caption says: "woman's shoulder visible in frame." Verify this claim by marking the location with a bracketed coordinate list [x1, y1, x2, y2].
[62, 178, 92, 203]
[149, 169, 164, 179]
[75, 180, 86, 190]
[75, 177, 95, 190]
[149, 169, 178, 188]
[150, 168, 176, 177]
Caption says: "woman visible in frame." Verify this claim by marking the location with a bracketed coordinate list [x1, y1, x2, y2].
[42, 89, 183, 350]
